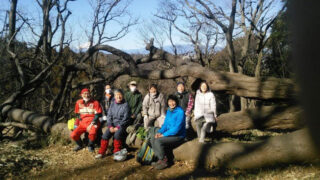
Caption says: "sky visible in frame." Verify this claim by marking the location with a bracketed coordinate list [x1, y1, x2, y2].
[0, 0, 161, 51]
[0, 0, 284, 52]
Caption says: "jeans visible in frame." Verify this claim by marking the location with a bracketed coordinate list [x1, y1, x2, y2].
[102, 127, 126, 140]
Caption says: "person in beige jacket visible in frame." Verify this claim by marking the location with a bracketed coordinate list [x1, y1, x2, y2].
[142, 84, 166, 128]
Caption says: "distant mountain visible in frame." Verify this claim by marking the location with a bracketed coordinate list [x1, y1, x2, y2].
[71, 43, 224, 55]
[123, 44, 195, 55]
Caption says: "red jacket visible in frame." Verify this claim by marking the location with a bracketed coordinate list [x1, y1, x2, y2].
[75, 99, 102, 123]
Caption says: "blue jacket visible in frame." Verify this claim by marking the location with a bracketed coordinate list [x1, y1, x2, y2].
[106, 100, 131, 128]
[158, 106, 186, 138]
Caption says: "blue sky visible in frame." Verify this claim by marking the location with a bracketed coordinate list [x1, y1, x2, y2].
[0, 0, 284, 52]
[68, 0, 159, 50]
[0, 0, 160, 50]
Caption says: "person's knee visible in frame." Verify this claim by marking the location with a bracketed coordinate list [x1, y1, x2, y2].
[114, 131, 124, 140]
[88, 133, 96, 141]
[70, 132, 79, 141]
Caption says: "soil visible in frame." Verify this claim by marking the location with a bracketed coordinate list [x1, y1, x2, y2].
[1, 132, 320, 180]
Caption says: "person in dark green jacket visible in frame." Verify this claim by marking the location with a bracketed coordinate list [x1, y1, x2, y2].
[124, 81, 143, 125]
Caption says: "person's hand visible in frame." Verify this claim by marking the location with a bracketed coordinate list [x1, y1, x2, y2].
[155, 133, 163, 138]
[102, 116, 107, 121]
[91, 121, 98, 128]
[215, 116, 218, 121]
[114, 127, 119, 132]
[131, 114, 136, 119]
[109, 127, 115, 133]
[185, 112, 190, 116]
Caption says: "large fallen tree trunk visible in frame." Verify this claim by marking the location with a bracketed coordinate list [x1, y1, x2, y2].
[5, 105, 304, 136]
[2, 105, 52, 133]
[213, 105, 304, 133]
[174, 128, 319, 169]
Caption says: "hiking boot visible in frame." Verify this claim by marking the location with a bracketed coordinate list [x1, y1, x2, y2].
[73, 140, 83, 152]
[155, 158, 168, 170]
[88, 140, 95, 153]
[88, 146, 95, 153]
[73, 145, 83, 152]
[151, 160, 160, 167]
[95, 154, 103, 159]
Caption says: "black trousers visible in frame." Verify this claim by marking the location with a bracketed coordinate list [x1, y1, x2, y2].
[150, 135, 184, 160]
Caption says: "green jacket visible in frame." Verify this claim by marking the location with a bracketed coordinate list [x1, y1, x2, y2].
[124, 90, 143, 116]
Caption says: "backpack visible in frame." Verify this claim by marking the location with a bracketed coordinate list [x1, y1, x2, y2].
[67, 118, 76, 130]
[136, 141, 156, 165]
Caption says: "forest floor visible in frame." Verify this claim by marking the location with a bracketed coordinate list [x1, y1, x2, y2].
[1, 130, 320, 180]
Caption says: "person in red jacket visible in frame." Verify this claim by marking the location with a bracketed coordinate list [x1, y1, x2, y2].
[70, 88, 102, 152]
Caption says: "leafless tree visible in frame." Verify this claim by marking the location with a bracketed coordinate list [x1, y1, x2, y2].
[236, 0, 285, 109]
[155, 0, 219, 66]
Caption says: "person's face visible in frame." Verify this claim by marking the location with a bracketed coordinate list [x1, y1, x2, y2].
[105, 85, 111, 90]
[200, 83, 208, 92]
[168, 99, 177, 109]
[129, 84, 136, 89]
[177, 84, 185, 92]
[149, 87, 157, 94]
[81, 92, 90, 99]
[115, 92, 123, 102]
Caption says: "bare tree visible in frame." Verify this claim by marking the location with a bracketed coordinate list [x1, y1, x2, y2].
[138, 18, 166, 50]
[185, 0, 238, 72]
[155, 0, 219, 66]
[236, 0, 285, 109]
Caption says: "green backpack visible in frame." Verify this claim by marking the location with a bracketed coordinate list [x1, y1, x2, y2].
[136, 141, 156, 165]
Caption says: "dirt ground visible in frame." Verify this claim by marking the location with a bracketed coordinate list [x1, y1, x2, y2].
[1, 138, 320, 180]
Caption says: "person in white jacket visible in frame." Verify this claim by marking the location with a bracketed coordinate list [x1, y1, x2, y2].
[194, 81, 218, 143]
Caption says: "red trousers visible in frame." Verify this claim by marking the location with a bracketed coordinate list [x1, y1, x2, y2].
[70, 119, 100, 142]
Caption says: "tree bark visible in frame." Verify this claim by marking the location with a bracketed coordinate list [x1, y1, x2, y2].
[174, 128, 319, 169]
[2, 106, 52, 133]
[214, 105, 304, 133]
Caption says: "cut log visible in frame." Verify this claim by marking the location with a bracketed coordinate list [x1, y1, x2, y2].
[174, 128, 319, 169]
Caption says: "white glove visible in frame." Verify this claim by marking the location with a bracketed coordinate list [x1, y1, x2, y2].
[102, 116, 107, 121]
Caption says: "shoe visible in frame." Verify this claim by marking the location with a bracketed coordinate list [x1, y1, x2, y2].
[151, 160, 160, 166]
[95, 154, 103, 159]
[199, 138, 205, 143]
[73, 145, 83, 152]
[155, 158, 168, 170]
[88, 146, 95, 153]
[73, 140, 83, 152]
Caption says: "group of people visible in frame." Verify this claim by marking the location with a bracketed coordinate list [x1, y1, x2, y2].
[69, 80, 218, 170]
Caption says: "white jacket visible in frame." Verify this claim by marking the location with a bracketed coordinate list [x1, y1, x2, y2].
[194, 90, 217, 123]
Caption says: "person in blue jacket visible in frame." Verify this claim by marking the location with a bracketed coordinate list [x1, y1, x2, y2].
[150, 94, 186, 170]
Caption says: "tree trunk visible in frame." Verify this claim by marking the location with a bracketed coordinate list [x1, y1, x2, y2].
[2, 105, 52, 133]
[255, 51, 263, 78]
[191, 105, 304, 133]
[174, 128, 318, 169]
[229, 95, 236, 112]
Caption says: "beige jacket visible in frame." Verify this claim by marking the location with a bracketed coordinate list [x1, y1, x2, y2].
[142, 93, 166, 119]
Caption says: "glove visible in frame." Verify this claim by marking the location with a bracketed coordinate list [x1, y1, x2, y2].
[102, 116, 107, 121]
